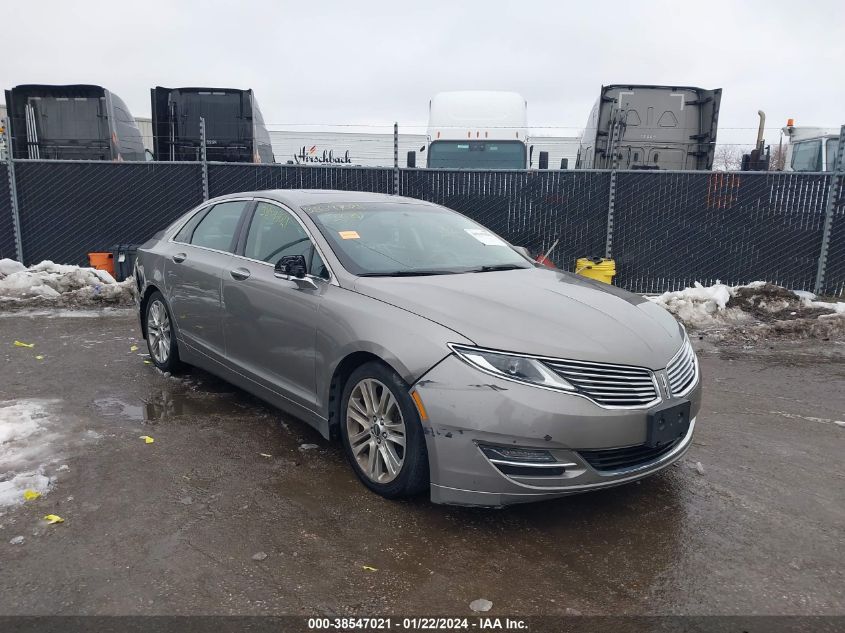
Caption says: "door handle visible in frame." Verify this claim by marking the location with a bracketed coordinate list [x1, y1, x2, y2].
[230, 267, 251, 281]
[172, 253, 187, 264]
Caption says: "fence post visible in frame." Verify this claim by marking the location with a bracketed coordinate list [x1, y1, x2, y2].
[3, 117, 23, 263]
[605, 170, 617, 258]
[393, 122, 399, 195]
[814, 124, 845, 295]
[199, 116, 209, 201]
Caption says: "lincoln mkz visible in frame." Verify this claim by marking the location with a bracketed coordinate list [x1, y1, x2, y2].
[135, 190, 700, 506]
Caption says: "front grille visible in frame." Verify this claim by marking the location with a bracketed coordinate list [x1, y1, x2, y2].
[578, 439, 680, 472]
[667, 339, 697, 396]
[543, 358, 658, 407]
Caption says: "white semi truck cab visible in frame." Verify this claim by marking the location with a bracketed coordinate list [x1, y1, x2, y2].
[408, 91, 547, 169]
[782, 121, 841, 172]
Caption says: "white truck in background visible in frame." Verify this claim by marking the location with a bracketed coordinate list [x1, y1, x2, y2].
[781, 121, 841, 172]
[407, 91, 549, 169]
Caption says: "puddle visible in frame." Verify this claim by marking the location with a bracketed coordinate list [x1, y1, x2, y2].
[93, 389, 257, 423]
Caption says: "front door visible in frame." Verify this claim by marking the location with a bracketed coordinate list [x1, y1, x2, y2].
[222, 201, 329, 410]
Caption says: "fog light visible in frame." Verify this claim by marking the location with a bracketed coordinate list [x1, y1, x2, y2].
[479, 445, 555, 463]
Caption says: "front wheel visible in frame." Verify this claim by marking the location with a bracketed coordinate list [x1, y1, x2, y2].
[145, 291, 183, 373]
[339, 362, 429, 499]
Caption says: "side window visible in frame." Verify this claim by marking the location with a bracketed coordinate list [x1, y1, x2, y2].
[174, 207, 209, 243]
[791, 140, 822, 172]
[309, 248, 329, 280]
[245, 202, 312, 264]
[190, 201, 247, 252]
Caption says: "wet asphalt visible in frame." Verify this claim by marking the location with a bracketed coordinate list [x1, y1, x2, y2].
[0, 309, 843, 616]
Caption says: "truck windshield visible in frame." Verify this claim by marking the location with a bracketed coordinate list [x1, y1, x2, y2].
[791, 140, 822, 171]
[427, 141, 526, 169]
[305, 202, 532, 276]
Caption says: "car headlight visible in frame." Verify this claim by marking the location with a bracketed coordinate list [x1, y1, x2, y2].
[449, 344, 575, 391]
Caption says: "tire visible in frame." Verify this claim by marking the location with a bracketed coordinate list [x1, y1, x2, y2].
[339, 361, 430, 499]
[144, 291, 183, 374]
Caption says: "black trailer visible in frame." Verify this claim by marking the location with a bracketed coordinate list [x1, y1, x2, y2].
[576, 85, 722, 170]
[5, 84, 146, 161]
[151, 86, 275, 163]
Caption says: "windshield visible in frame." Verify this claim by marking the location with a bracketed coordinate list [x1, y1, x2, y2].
[427, 140, 527, 169]
[791, 139, 822, 171]
[304, 202, 532, 276]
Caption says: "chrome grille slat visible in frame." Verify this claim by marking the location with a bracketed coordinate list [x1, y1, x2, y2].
[579, 388, 655, 394]
[569, 382, 655, 389]
[547, 364, 647, 376]
[672, 362, 695, 385]
[543, 358, 658, 407]
[667, 339, 697, 396]
[564, 374, 655, 383]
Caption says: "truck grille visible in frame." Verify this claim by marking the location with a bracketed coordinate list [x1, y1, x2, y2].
[542, 358, 658, 408]
[578, 439, 680, 472]
[667, 339, 697, 397]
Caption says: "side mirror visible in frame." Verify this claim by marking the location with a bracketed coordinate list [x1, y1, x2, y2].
[560, 158, 569, 170]
[529, 145, 534, 167]
[538, 151, 549, 170]
[275, 255, 307, 279]
[407, 151, 416, 168]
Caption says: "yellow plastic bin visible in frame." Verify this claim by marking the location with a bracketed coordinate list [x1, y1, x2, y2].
[575, 257, 616, 284]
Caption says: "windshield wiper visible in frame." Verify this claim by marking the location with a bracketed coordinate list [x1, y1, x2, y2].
[357, 270, 459, 277]
[469, 264, 529, 273]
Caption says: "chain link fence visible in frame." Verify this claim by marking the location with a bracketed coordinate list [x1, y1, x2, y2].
[611, 171, 832, 293]
[13, 161, 204, 265]
[401, 169, 610, 269]
[821, 171, 845, 296]
[0, 164, 16, 261]
[1, 158, 843, 296]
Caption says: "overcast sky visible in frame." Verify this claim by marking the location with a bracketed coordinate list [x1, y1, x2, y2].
[4, 0, 843, 146]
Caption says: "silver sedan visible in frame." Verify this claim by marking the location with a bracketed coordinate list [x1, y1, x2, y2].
[135, 190, 701, 506]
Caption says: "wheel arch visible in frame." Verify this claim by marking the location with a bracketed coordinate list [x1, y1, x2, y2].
[326, 351, 406, 440]
[139, 284, 163, 339]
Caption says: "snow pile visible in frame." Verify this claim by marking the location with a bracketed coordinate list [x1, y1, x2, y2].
[0, 400, 57, 508]
[647, 281, 764, 329]
[649, 281, 845, 340]
[0, 258, 135, 308]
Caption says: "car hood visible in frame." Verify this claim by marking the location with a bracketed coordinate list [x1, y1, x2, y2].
[353, 268, 684, 370]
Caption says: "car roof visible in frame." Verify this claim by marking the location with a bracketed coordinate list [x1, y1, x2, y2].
[211, 189, 435, 211]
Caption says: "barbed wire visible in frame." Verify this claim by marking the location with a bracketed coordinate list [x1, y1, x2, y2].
[0, 132, 783, 147]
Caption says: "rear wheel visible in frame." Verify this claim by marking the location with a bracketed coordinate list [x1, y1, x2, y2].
[145, 291, 183, 373]
[339, 362, 429, 499]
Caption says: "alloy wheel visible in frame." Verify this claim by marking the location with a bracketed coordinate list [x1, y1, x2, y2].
[147, 299, 171, 364]
[346, 378, 407, 483]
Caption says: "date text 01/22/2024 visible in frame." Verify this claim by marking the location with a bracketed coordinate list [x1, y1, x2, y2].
[306, 617, 529, 630]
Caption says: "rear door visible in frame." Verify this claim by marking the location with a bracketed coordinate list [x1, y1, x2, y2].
[222, 200, 331, 410]
[166, 199, 252, 360]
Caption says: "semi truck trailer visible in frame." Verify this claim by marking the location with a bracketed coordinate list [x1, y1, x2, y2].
[576, 84, 722, 170]
[5, 84, 146, 161]
[151, 86, 274, 163]
[407, 91, 548, 169]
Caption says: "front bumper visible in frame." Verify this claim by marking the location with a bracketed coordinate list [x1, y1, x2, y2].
[413, 354, 702, 506]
